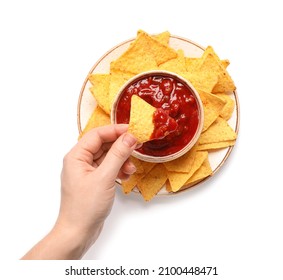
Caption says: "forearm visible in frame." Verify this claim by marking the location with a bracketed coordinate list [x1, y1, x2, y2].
[21, 223, 101, 260]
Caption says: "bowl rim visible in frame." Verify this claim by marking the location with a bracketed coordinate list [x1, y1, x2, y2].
[111, 70, 204, 163]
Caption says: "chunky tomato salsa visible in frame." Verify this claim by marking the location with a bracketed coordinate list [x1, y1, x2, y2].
[116, 74, 200, 156]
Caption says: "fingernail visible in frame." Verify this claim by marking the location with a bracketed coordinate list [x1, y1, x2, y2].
[122, 133, 137, 148]
[135, 143, 143, 149]
[126, 162, 137, 174]
[130, 165, 137, 174]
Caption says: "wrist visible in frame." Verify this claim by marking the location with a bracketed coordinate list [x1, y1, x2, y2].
[51, 221, 103, 259]
[21, 221, 103, 260]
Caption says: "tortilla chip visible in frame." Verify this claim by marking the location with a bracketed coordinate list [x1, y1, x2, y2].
[89, 74, 111, 115]
[111, 35, 158, 74]
[137, 164, 167, 201]
[163, 142, 198, 173]
[216, 93, 235, 120]
[130, 156, 144, 174]
[184, 156, 212, 185]
[165, 179, 172, 192]
[199, 117, 237, 145]
[121, 161, 155, 194]
[128, 95, 156, 143]
[167, 151, 208, 192]
[186, 57, 229, 71]
[79, 106, 111, 138]
[141, 161, 156, 173]
[169, 154, 212, 191]
[159, 49, 187, 75]
[182, 71, 218, 93]
[166, 172, 188, 193]
[198, 140, 236, 151]
[111, 30, 177, 74]
[137, 30, 177, 64]
[185, 57, 199, 71]
[202, 46, 236, 93]
[122, 173, 143, 194]
[108, 69, 134, 111]
[221, 59, 230, 69]
[140, 30, 177, 65]
[152, 31, 170, 45]
[198, 90, 226, 131]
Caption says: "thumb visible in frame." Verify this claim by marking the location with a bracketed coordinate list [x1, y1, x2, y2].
[97, 133, 138, 183]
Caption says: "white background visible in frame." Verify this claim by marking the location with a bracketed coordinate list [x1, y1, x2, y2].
[0, 0, 282, 279]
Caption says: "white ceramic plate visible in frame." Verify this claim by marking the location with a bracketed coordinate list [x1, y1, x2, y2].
[77, 35, 240, 195]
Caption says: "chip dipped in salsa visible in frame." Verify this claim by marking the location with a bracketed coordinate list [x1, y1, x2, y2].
[115, 73, 201, 157]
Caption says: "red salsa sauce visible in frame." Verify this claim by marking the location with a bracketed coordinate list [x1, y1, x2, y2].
[116, 74, 200, 157]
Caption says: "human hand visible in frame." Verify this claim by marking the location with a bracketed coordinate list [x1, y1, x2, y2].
[21, 124, 138, 260]
[57, 124, 138, 249]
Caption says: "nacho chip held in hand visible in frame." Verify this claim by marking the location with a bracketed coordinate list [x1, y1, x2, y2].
[128, 95, 178, 143]
[128, 95, 156, 143]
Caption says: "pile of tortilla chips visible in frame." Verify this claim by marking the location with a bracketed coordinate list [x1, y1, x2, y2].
[80, 30, 237, 201]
